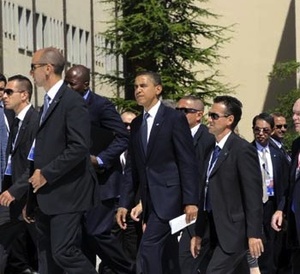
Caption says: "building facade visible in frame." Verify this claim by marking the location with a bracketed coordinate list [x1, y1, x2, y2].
[0, 0, 298, 140]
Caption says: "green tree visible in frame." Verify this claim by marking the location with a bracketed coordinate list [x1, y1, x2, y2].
[269, 60, 300, 150]
[98, 0, 231, 109]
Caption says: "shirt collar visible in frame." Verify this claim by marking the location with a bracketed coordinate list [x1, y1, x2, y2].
[46, 79, 64, 102]
[216, 131, 232, 149]
[16, 104, 32, 122]
[144, 100, 161, 118]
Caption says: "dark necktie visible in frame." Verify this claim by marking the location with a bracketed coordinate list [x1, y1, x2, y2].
[40, 94, 50, 123]
[209, 145, 221, 171]
[141, 112, 150, 153]
[206, 145, 221, 212]
[10, 117, 20, 152]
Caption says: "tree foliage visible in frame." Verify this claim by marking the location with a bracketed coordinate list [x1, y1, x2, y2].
[98, 0, 231, 108]
[269, 61, 300, 150]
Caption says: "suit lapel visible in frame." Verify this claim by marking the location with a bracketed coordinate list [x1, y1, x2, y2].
[39, 85, 64, 127]
[209, 133, 234, 177]
[193, 125, 204, 146]
[146, 104, 164, 159]
[12, 107, 34, 154]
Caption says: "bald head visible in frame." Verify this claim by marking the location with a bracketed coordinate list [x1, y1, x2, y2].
[65, 65, 90, 95]
[293, 98, 300, 133]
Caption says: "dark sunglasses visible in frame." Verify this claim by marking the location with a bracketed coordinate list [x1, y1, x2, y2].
[0, 87, 5, 92]
[3, 89, 25, 96]
[208, 112, 230, 120]
[275, 124, 288, 129]
[253, 127, 271, 134]
[175, 107, 200, 114]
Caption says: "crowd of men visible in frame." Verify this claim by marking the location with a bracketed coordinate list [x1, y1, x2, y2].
[0, 46, 299, 274]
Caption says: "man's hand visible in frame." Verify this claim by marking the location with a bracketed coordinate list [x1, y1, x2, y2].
[29, 169, 47, 193]
[22, 205, 35, 224]
[184, 204, 198, 223]
[116, 207, 128, 230]
[90, 155, 98, 167]
[130, 201, 143, 222]
[271, 210, 283, 232]
[190, 236, 202, 258]
[0, 191, 15, 207]
[248, 237, 264, 259]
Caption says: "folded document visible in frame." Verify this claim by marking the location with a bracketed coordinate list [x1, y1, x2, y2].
[169, 214, 196, 234]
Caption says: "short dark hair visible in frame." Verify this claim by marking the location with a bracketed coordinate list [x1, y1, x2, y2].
[8, 74, 33, 101]
[213, 95, 242, 130]
[0, 73, 7, 85]
[135, 71, 162, 86]
[252, 112, 274, 129]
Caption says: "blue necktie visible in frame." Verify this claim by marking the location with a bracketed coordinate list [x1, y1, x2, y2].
[141, 112, 150, 154]
[40, 94, 50, 123]
[0, 104, 8, 191]
[206, 145, 221, 212]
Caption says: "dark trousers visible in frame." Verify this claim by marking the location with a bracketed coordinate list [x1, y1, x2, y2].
[5, 222, 38, 273]
[84, 198, 135, 274]
[207, 212, 249, 274]
[138, 210, 180, 274]
[179, 222, 212, 274]
[36, 210, 97, 274]
[258, 198, 283, 274]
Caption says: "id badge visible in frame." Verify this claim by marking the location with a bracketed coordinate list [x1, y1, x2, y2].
[4, 154, 12, 175]
[27, 139, 35, 161]
[266, 178, 274, 196]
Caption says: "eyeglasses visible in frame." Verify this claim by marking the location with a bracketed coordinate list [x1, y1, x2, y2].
[208, 112, 230, 120]
[0, 87, 4, 92]
[30, 63, 49, 72]
[253, 127, 271, 134]
[175, 107, 200, 114]
[275, 124, 288, 129]
[3, 89, 25, 96]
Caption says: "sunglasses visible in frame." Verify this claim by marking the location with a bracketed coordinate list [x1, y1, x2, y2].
[275, 124, 287, 129]
[208, 112, 230, 120]
[3, 89, 25, 96]
[175, 107, 200, 114]
[0, 87, 5, 92]
[253, 127, 271, 134]
[30, 63, 52, 72]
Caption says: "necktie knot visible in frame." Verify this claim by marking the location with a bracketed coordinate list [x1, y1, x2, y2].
[144, 112, 150, 121]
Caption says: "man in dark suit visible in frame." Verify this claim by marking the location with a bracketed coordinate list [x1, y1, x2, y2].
[191, 96, 264, 274]
[272, 98, 300, 273]
[252, 112, 288, 274]
[0, 75, 39, 274]
[176, 95, 215, 274]
[24, 47, 99, 274]
[64, 65, 134, 274]
[122, 71, 199, 274]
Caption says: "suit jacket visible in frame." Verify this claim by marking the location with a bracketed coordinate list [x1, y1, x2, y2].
[85, 91, 129, 200]
[252, 141, 288, 209]
[193, 124, 215, 181]
[31, 84, 99, 215]
[129, 103, 199, 221]
[196, 133, 263, 253]
[3, 106, 39, 199]
[285, 137, 300, 247]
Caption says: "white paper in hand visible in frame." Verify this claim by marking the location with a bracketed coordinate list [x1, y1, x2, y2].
[169, 213, 196, 234]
